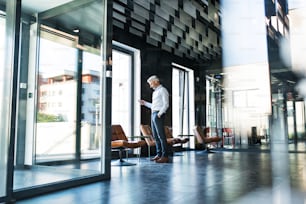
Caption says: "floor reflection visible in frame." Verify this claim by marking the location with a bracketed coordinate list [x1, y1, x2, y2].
[15, 142, 306, 203]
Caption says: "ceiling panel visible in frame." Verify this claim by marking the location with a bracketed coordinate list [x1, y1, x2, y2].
[113, 0, 222, 62]
[1, 0, 221, 62]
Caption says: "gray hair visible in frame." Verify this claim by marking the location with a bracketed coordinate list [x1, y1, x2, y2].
[147, 75, 160, 83]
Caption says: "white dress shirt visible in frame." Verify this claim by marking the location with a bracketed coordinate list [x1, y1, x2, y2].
[144, 85, 169, 116]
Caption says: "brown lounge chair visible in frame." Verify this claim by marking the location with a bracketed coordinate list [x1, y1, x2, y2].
[139, 124, 189, 158]
[193, 126, 221, 153]
[111, 124, 146, 166]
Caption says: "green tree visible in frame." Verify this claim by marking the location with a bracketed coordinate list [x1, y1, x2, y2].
[37, 112, 64, 122]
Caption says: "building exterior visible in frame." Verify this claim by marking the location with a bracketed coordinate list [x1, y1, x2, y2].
[38, 70, 100, 124]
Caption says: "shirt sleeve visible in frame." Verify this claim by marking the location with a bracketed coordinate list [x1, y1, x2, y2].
[158, 87, 169, 115]
[144, 101, 152, 109]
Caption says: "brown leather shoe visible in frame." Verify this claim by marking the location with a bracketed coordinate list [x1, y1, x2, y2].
[155, 157, 169, 163]
[150, 155, 160, 161]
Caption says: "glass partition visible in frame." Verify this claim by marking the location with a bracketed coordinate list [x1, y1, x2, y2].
[34, 33, 78, 163]
[81, 50, 102, 159]
[12, 0, 110, 193]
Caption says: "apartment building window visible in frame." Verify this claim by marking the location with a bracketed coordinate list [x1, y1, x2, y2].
[41, 91, 47, 96]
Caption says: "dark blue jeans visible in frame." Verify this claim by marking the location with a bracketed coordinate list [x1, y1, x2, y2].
[151, 112, 168, 157]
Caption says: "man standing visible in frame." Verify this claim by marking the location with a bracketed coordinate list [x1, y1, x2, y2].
[139, 75, 169, 163]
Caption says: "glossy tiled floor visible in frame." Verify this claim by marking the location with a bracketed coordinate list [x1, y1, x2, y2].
[16, 144, 306, 204]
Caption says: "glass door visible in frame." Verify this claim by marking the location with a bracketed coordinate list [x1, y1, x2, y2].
[12, 0, 110, 194]
[34, 33, 78, 164]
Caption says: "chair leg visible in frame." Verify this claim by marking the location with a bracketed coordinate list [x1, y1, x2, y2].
[222, 137, 224, 148]
[112, 148, 136, 166]
[148, 145, 150, 159]
[137, 147, 141, 162]
[197, 148, 216, 154]
[197, 143, 215, 154]
[172, 145, 184, 156]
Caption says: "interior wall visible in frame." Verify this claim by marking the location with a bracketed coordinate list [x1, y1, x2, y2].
[113, 27, 203, 126]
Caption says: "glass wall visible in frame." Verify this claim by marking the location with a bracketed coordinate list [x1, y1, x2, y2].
[81, 50, 103, 159]
[34, 34, 78, 164]
[14, 0, 110, 190]
[0, 0, 112, 200]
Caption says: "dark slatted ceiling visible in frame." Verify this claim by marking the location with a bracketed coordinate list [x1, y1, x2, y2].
[113, 0, 221, 62]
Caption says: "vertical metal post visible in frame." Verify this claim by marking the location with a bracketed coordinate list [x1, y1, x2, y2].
[292, 99, 298, 144]
[5, 0, 21, 202]
[75, 48, 83, 162]
[100, 0, 113, 177]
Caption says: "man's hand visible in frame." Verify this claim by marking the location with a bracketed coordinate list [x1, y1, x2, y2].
[138, 99, 145, 105]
